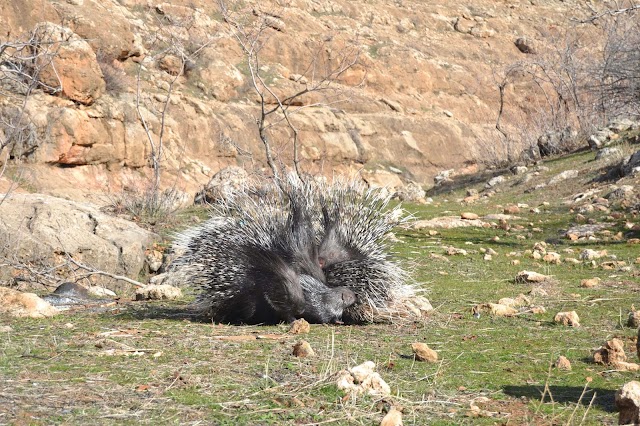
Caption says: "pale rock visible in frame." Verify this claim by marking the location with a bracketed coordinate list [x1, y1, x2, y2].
[380, 408, 403, 426]
[554, 311, 580, 327]
[0, 287, 59, 318]
[616, 381, 640, 425]
[593, 338, 626, 364]
[515, 270, 549, 283]
[411, 342, 438, 362]
[292, 340, 315, 357]
[555, 356, 572, 370]
[135, 284, 182, 300]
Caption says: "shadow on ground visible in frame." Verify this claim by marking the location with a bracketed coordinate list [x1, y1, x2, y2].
[503, 384, 617, 412]
[110, 301, 205, 322]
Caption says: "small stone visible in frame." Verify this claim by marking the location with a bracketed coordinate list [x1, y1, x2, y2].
[461, 212, 479, 220]
[616, 381, 640, 425]
[484, 254, 492, 261]
[504, 205, 520, 214]
[543, 252, 561, 264]
[580, 249, 606, 261]
[515, 270, 550, 283]
[411, 342, 438, 363]
[446, 247, 467, 256]
[87, 286, 117, 298]
[554, 311, 580, 327]
[145, 249, 164, 273]
[380, 408, 403, 426]
[0, 325, 13, 332]
[473, 303, 517, 317]
[580, 277, 601, 288]
[292, 340, 315, 357]
[555, 356, 572, 370]
[134, 284, 182, 301]
[593, 338, 626, 364]
[0, 287, 59, 318]
[511, 259, 520, 266]
[529, 287, 548, 297]
[612, 361, 640, 372]
[289, 318, 310, 334]
[350, 361, 376, 382]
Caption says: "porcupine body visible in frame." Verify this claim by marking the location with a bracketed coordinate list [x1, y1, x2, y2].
[171, 178, 356, 324]
[315, 180, 411, 323]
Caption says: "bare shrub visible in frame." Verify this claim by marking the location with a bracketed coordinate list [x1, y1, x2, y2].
[106, 179, 185, 224]
[596, 12, 640, 119]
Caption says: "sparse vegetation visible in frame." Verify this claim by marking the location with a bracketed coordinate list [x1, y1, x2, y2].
[2, 143, 640, 424]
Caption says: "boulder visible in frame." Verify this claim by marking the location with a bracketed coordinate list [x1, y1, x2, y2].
[0, 193, 158, 290]
[32, 22, 105, 105]
[194, 166, 250, 204]
[616, 381, 640, 425]
[0, 287, 59, 318]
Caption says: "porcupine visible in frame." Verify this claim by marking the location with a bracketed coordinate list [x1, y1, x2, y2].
[171, 178, 356, 324]
[314, 180, 412, 323]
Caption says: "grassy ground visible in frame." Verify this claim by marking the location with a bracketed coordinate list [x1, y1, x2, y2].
[1, 147, 639, 425]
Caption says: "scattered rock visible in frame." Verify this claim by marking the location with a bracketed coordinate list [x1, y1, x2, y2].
[486, 175, 506, 188]
[0, 287, 59, 318]
[595, 147, 622, 161]
[411, 342, 438, 363]
[566, 224, 610, 239]
[395, 182, 427, 203]
[473, 303, 517, 317]
[616, 381, 640, 425]
[503, 205, 520, 214]
[135, 284, 182, 301]
[538, 129, 574, 157]
[580, 249, 607, 261]
[336, 361, 391, 396]
[622, 149, 640, 177]
[434, 169, 454, 185]
[461, 212, 479, 220]
[512, 165, 528, 175]
[554, 311, 580, 327]
[292, 340, 315, 357]
[628, 310, 640, 328]
[515, 270, 550, 283]
[411, 216, 487, 229]
[289, 318, 310, 334]
[549, 170, 579, 185]
[0, 325, 13, 332]
[446, 246, 468, 256]
[593, 338, 626, 364]
[543, 252, 561, 264]
[555, 356, 572, 371]
[606, 185, 635, 201]
[613, 361, 640, 372]
[380, 408, 403, 426]
[498, 294, 530, 307]
[87, 286, 117, 298]
[145, 249, 164, 273]
[529, 287, 548, 297]
[195, 166, 249, 204]
[580, 277, 601, 288]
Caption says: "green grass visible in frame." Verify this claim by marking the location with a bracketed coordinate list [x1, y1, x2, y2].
[2, 148, 639, 424]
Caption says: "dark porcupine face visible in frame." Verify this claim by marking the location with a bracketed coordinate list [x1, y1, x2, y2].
[324, 259, 406, 323]
[299, 274, 356, 323]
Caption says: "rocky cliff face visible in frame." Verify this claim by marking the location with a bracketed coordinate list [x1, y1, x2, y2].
[0, 0, 598, 201]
